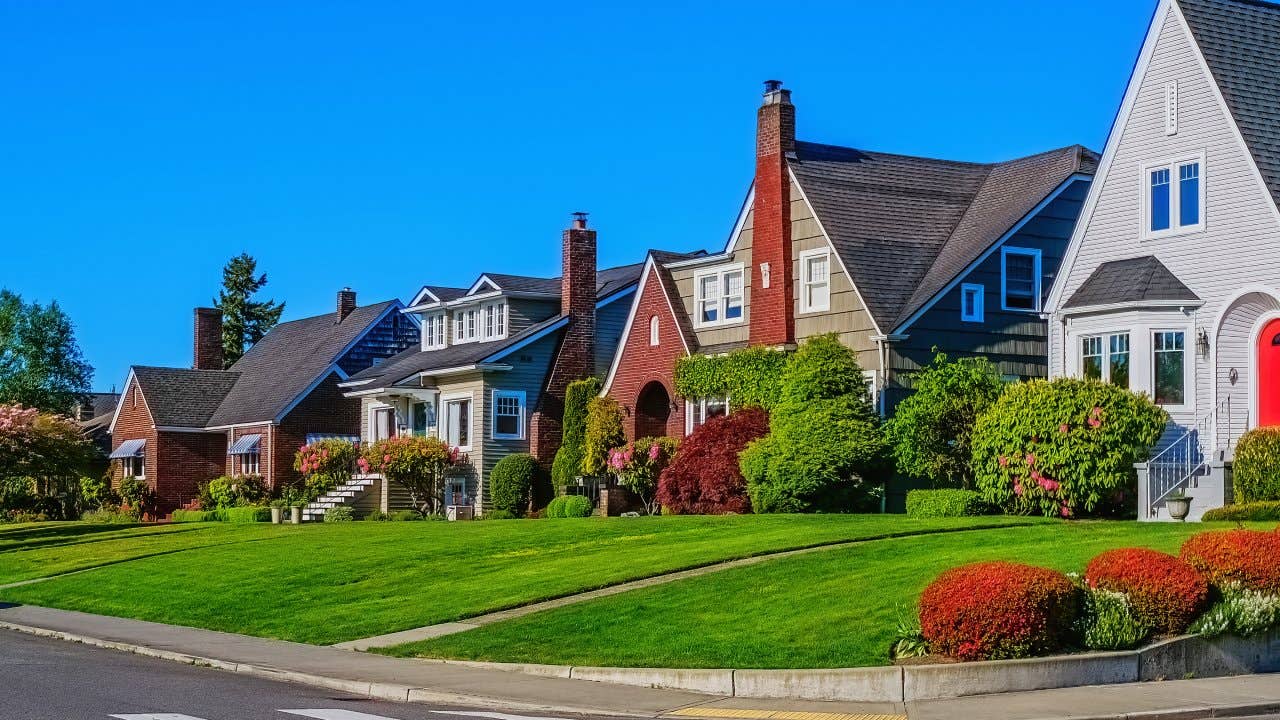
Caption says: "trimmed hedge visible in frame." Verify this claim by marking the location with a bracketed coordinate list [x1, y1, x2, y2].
[491, 453, 540, 517]
[171, 509, 220, 523]
[905, 489, 991, 518]
[1085, 548, 1208, 634]
[1181, 528, 1280, 593]
[1231, 427, 1280, 502]
[219, 506, 271, 523]
[1202, 502, 1280, 522]
[545, 495, 593, 518]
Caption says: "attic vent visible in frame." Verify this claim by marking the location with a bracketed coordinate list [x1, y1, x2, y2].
[1165, 81, 1179, 136]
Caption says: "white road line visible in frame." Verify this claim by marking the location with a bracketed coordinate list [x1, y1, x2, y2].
[279, 710, 402, 720]
[110, 715, 212, 720]
[429, 711, 573, 720]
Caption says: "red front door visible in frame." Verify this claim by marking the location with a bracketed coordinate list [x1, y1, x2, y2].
[1258, 318, 1280, 427]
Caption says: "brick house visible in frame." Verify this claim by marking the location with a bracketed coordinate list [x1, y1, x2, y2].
[603, 82, 1098, 438]
[107, 290, 418, 513]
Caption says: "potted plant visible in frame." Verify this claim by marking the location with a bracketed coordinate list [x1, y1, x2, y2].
[269, 499, 286, 524]
[1165, 490, 1192, 522]
[290, 501, 305, 524]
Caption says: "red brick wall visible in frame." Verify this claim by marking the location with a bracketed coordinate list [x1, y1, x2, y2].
[109, 379, 157, 489]
[194, 307, 224, 370]
[605, 265, 688, 441]
[227, 424, 270, 483]
[274, 372, 362, 490]
[750, 85, 796, 347]
[154, 430, 225, 511]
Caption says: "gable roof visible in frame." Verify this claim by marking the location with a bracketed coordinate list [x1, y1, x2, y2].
[1179, 0, 1280, 209]
[788, 141, 1096, 331]
[1062, 255, 1201, 309]
[131, 366, 241, 428]
[476, 263, 648, 301]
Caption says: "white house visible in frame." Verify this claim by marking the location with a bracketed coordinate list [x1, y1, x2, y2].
[1045, 0, 1280, 520]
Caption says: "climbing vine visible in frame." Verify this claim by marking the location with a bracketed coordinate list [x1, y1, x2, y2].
[673, 346, 789, 409]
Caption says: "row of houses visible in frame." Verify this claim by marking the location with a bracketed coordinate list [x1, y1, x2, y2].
[110, 0, 1280, 520]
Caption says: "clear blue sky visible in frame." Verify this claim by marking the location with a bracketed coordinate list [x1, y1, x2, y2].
[0, 1, 1156, 392]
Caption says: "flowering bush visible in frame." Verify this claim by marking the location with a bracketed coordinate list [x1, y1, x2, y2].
[294, 438, 359, 500]
[609, 436, 678, 515]
[919, 561, 1077, 661]
[1085, 548, 1208, 634]
[658, 406, 769, 515]
[1074, 587, 1151, 651]
[360, 436, 467, 516]
[1180, 529, 1280, 594]
[0, 404, 97, 519]
[972, 378, 1166, 518]
[199, 474, 266, 509]
[1231, 427, 1280, 502]
[1190, 584, 1280, 638]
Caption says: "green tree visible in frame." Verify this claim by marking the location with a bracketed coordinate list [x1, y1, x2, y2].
[0, 290, 93, 413]
[214, 254, 284, 367]
[582, 396, 625, 477]
[551, 377, 601, 490]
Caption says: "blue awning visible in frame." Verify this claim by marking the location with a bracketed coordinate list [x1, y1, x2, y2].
[109, 439, 146, 459]
[227, 434, 262, 455]
[305, 433, 360, 445]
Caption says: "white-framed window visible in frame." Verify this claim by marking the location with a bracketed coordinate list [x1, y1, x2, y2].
[481, 301, 507, 341]
[422, 313, 446, 350]
[799, 248, 831, 313]
[684, 396, 729, 435]
[960, 283, 985, 323]
[693, 264, 745, 328]
[370, 405, 397, 442]
[1081, 332, 1130, 388]
[1142, 154, 1204, 239]
[410, 400, 435, 437]
[491, 389, 526, 440]
[453, 307, 480, 343]
[1001, 247, 1042, 312]
[649, 315, 660, 346]
[240, 452, 260, 476]
[1152, 330, 1187, 407]
[1165, 81, 1179, 136]
[122, 455, 144, 478]
[442, 395, 473, 450]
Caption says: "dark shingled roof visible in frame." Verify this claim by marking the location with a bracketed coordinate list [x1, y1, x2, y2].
[422, 286, 468, 303]
[478, 263, 647, 301]
[131, 366, 241, 428]
[788, 141, 1096, 331]
[1063, 256, 1200, 309]
[1179, 0, 1280, 209]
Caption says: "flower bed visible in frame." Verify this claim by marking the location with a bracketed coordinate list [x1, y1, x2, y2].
[1085, 548, 1208, 634]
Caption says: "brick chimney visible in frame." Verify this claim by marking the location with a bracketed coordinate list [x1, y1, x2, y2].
[337, 287, 356, 322]
[193, 307, 224, 370]
[750, 80, 796, 347]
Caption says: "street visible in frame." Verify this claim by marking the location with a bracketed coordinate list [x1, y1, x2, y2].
[0, 630, 618, 720]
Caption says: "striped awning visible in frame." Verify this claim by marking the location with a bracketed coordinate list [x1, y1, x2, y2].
[227, 434, 262, 455]
[109, 439, 146, 459]
[305, 433, 360, 445]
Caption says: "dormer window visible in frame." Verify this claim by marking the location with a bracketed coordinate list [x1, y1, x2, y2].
[481, 301, 507, 341]
[453, 307, 479, 343]
[423, 313, 446, 350]
[694, 264, 745, 328]
[452, 301, 506, 344]
[1142, 154, 1205, 239]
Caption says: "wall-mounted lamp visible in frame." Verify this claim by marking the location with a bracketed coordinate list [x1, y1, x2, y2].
[1197, 327, 1210, 356]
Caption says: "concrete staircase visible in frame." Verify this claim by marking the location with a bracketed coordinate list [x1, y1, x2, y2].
[302, 476, 377, 522]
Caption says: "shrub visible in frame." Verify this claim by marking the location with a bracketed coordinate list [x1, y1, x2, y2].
[919, 561, 1077, 661]
[741, 335, 889, 513]
[544, 496, 566, 518]
[171, 509, 220, 523]
[118, 476, 156, 519]
[1190, 585, 1280, 638]
[1181, 528, 1280, 593]
[1202, 502, 1280, 522]
[0, 405, 97, 519]
[552, 378, 600, 491]
[971, 378, 1167, 518]
[609, 436, 679, 515]
[295, 438, 359, 501]
[360, 436, 467, 516]
[79, 474, 119, 512]
[1075, 588, 1151, 651]
[218, 506, 270, 523]
[490, 453, 540, 517]
[80, 507, 137, 524]
[324, 505, 355, 522]
[1085, 548, 1208, 634]
[199, 475, 267, 510]
[390, 509, 422, 521]
[658, 407, 769, 515]
[1231, 427, 1280, 502]
[905, 489, 992, 518]
[561, 494, 593, 518]
[674, 346, 789, 410]
[582, 396, 625, 477]
[886, 354, 1003, 488]
[485, 509, 518, 520]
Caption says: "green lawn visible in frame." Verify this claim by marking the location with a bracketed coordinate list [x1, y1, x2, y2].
[381, 521, 1276, 669]
[0, 514, 1033, 644]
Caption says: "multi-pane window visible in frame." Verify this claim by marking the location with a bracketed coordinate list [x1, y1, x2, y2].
[1153, 331, 1186, 406]
[1082, 336, 1104, 380]
[800, 250, 830, 313]
[443, 397, 472, 449]
[685, 397, 729, 435]
[481, 302, 507, 341]
[694, 266, 745, 327]
[122, 456, 144, 478]
[1001, 247, 1041, 311]
[492, 390, 525, 440]
[240, 452, 260, 476]
[1179, 163, 1200, 227]
[1145, 157, 1204, 237]
[1150, 168, 1171, 232]
[423, 314, 446, 350]
[1081, 333, 1129, 388]
[960, 283, 984, 322]
[453, 308, 479, 343]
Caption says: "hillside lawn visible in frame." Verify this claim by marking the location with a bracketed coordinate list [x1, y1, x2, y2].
[0, 515, 1035, 645]
[381, 521, 1278, 669]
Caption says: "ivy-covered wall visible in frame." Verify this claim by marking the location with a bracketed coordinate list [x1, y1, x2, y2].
[673, 346, 789, 409]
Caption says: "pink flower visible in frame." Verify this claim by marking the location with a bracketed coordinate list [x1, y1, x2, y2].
[998, 455, 1008, 467]
[1038, 478, 1059, 493]
[1013, 483, 1023, 496]
[1059, 424, 1069, 434]
[383, 454, 391, 464]
[648, 444, 661, 461]
[1025, 453, 1036, 467]
[1088, 417, 1102, 429]
[1060, 504, 1073, 518]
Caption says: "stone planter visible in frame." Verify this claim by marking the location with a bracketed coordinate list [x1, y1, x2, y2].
[270, 507, 283, 524]
[290, 506, 303, 524]
[1166, 496, 1192, 521]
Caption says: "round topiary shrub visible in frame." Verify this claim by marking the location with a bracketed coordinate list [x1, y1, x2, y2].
[490, 453, 541, 518]
[658, 407, 769, 515]
[544, 496, 565, 518]
[919, 561, 1077, 661]
[1084, 548, 1209, 634]
[561, 494, 593, 518]
[971, 378, 1167, 518]
[1181, 528, 1280, 593]
[1231, 427, 1280, 503]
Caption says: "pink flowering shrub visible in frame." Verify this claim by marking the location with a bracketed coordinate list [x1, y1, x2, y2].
[360, 436, 467, 516]
[608, 436, 679, 515]
[0, 403, 97, 520]
[293, 438, 359, 500]
[971, 378, 1166, 518]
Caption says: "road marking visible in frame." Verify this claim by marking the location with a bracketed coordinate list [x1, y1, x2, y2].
[429, 711, 574, 720]
[110, 715, 212, 720]
[667, 709, 905, 720]
[279, 712, 402, 720]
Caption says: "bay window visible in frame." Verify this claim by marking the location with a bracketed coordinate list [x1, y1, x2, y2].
[1081, 333, 1130, 388]
[1153, 330, 1186, 406]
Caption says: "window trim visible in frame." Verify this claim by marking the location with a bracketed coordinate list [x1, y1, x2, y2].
[684, 396, 729, 436]
[1151, 328, 1192, 412]
[240, 451, 261, 476]
[441, 392, 474, 452]
[649, 315, 660, 346]
[960, 283, 985, 323]
[122, 455, 145, 479]
[1140, 153, 1206, 240]
[422, 313, 447, 350]
[490, 389, 526, 441]
[798, 247, 832, 314]
[1000, 247, 1042, 312]
[1080, 331, 1131, 388]
[692, 263, 746, 329]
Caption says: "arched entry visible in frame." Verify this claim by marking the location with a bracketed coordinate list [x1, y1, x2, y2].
[635, 381, 672, 439]
[1258, 318, 1280, 427]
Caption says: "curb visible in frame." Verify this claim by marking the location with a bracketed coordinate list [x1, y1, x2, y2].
[1018, 702, 1280, 720]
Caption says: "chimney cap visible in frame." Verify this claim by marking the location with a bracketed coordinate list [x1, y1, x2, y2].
[763, 79, 783, 92]
[571, 211, 589, 229]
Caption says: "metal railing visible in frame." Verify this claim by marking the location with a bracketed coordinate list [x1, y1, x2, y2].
[1147, 395, 1239, 517]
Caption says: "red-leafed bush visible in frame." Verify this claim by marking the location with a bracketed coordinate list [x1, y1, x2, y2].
[657, 407, 769, 514]
[919, 561, 1077, 661]
[1085, 548, 1208, 634]
[1180, 528, 1280, 593]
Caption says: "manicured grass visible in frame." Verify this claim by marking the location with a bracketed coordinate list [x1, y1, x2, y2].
[0, 515, 1034, 644]
[383, 521, 1278, 669]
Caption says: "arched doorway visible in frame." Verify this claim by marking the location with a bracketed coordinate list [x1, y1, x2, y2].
[1258, 317, 1280, 427]
[635, 381, 672, 439]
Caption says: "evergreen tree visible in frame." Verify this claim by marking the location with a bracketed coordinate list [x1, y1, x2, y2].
[214, 253, 284, 367]
[0, 290, 93, 414]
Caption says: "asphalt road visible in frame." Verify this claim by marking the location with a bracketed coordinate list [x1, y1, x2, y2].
[0, 629, 619, 720]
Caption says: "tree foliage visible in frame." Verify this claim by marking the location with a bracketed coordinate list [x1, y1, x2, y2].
[673, 346, 789, 410]
[658, 406, 769, 515]
[0, 404, 97, 519]
[0, 290, 92, 413]
[360, 436, 468, 516]
[214, 254, 285, 367]
[582, 396, 625, 477]
[552, 377, 600, 490]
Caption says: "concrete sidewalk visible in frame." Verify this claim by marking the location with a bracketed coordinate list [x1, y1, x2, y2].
[3, 604, 1280, 720]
